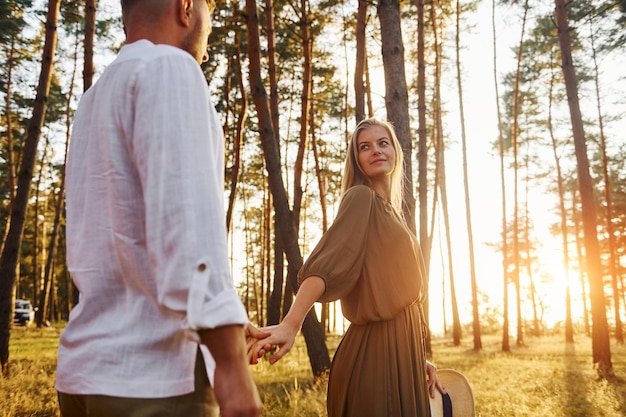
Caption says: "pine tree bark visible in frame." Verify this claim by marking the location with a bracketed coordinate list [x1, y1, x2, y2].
[0, 0, 61, 372]
[572, 191, 590, 336]
[554, 0, 613, 377]
[354, 0, 367, 123]
[292, 0, 312, 231]
[416, 0, 428, 266]
[226, 2, 247, 233]
[431, 0, 461, 346]
[416, 0, 432, 354]
[245, 0, 330, 377]
[455, 0, 481, 350]
[263, 0, 286, 327]
[83, 0, 96, 91]
[377, 0, 416, 232]
[2, 37, 18, 251]
[492, 0, 510, 353]
[547, 57, 574, 343]
[589, 20, 623, 344]
[511, 0, 529, 348]
[38, 34, 80, 327]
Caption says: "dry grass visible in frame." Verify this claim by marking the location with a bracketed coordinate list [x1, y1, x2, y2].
[2, 327, 625, 416]
[2, 326, 60, 417]
[430, 335, 626, 417]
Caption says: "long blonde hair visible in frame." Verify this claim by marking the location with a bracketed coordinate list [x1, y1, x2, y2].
[341, 118, 405, 214]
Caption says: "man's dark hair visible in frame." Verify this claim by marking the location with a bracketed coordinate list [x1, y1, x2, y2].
[121, 0, 216, 14]
[120, 0, 133, 13]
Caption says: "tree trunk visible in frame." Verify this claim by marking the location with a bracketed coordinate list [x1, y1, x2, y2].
[68, 0, 97, 309]
[259, 184, 274, 326]
[38, 27, 81, 328]
[589, 19, 623, 345]
[309, 84, 330, 333]
[36, 36, 78, 327]
[245, 0, 329, 378]
[554, 0, 613, 377]
[32, 139, 49, 316]
[547, 57, 574, 343]
[0, 0, 61, 373]
[377, 0, 416, 232]
[511, 0, 529, 348]
[292, 0, 312, 231]
[364, 53, 374, 119]
[431, 0, 461, 346]
[416, 0, 432, 354]
[416, 0, 428, 266]
[523, 162, 540, 337]
[354, 0, 367, 123]
[243, 188, 251, 313]
[455, 0, 481, 351]
[2, 36, 18, 251]
[493, 0, 510, 353]
[437, 120, 462, 346]
[572, 190, 590, 336]
[263, 0, 285, 327]
[226, 3, 247, 233]
[83, 0, 96, 91]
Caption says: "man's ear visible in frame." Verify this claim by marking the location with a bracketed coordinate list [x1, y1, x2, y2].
[177, 0, 193, 27]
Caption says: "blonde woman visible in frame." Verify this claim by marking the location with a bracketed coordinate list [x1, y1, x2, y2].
[251, 118, 444, 416]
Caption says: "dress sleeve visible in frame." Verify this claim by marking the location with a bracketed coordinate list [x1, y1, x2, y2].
[297, 185, 374, 302]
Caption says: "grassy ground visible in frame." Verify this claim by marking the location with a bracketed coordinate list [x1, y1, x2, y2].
[428, 335, 626, 417]
[2, 326, 625, 416]
[2, 326, 60, 417]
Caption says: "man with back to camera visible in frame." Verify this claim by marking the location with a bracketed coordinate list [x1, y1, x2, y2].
[55, 1, 264, 415]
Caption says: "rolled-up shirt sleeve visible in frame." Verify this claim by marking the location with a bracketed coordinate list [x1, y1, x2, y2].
[131, 51, 248, 333]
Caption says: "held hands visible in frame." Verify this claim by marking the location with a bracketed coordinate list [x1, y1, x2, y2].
[246, 277, 325, 365]
[245, 323, 271, 364]
[246, 321, 300, 365]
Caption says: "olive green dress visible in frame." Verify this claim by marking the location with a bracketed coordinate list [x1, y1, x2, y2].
[298, 185, 431, 417]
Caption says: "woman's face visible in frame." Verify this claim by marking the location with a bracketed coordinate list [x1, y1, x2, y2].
[356, 125, 396, 182]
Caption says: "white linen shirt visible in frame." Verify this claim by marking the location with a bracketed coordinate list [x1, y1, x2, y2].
[55, 40, 248, 398]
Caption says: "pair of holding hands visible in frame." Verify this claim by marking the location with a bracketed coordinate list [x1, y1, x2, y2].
[245, 322, 295, 365]
[242, 323, 446, 399]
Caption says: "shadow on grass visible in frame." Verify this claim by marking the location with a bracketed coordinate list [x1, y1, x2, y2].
[606, 352, 626, 416]
[608, 374, 626, 416]
[563, 342, 594, 417]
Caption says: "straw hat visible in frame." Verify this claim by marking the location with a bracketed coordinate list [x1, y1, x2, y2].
[429, 369, 475, 417]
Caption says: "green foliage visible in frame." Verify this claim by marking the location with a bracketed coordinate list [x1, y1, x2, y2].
[59, 0, 83, 26]
[0, 0, 33, 44]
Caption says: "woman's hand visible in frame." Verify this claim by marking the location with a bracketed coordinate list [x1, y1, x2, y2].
[245, 323, 271, 365]
[249, 321, 300, 365]
[426, 361, 447, 398]
[248, 277, 325, 365]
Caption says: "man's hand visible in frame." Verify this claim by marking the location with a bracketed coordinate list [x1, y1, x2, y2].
[249, 321, 299, 365]
[200, 325, 263, 417]
[245, 323, 271, 364]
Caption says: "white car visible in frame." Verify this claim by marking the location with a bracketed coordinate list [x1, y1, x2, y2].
[14, 299, 36, 326]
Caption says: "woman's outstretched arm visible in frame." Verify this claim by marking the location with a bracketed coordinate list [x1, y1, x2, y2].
[249, 276, 325, 364]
